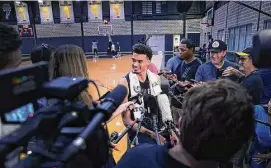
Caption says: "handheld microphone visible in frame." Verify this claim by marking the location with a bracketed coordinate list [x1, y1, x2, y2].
[111, 120, 137, 144]
[60, 85, 127, 162]
[128, 93, 143, 105]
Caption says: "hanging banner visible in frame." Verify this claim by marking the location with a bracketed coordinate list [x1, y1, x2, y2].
[109, 0, 124, 20]
[39, 1, 54, 24]
[59, 1, 74, 24]
[88, 0, 103, 21]
[14, 2, 30, 25]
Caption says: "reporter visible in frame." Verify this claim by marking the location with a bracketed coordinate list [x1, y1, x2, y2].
[115, 79, 255, 168]
[52, 44, 93, 105]
[222, 47, 263, 105]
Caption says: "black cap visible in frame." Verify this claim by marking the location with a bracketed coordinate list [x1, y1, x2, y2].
[235, 47, 253, 57]
[209, 40, 227, 53]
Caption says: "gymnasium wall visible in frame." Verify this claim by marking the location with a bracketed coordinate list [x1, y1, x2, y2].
[2, 1, 201, 55]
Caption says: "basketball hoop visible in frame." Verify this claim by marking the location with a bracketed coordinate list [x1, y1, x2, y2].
[2, 3, 11, 20]
[200, 19, 212, 29]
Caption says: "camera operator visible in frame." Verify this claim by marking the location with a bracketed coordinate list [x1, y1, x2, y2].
[0, 23, 22, 137]
[119, 43, 167, 145]
[115, 79, 255, 168]
[195, 40, 239, 82]
[222, 47, 263, 105]
[30, 43, 55, 108]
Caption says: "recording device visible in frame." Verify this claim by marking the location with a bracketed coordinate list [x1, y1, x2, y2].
[109, 93, 144, 145]
[128, 93, 143, 105]
[188, 79, 199, 84]
[143, 95, 162, 145]
[0, 62, 128, 168]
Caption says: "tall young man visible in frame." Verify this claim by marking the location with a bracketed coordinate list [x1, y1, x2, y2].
[169, 39, 201, 124]
[119, 43, 168, 145]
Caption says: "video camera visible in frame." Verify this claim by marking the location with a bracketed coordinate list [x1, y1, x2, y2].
[0, 62, 127, 168]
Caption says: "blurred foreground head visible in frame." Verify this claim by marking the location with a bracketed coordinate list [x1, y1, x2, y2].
[0, 23, 22, 70]
[180, 79, 254, 162]
[53, 44, 92, 105]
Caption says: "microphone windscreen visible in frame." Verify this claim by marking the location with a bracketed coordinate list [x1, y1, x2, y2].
[106, 85, 127, 106]
[157, 94, 173, 122]
[143, 94, 158, 114]
[100, 85, 127, 113]
[160, 76, 170, 94]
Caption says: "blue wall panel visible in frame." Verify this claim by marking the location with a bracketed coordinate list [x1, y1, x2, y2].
[19, 35, 147, 55]
[165, 34, 173, 51]
[21, 38, 35, 55]
[37, 37, 83, 49]
[187, 33, 200, 47]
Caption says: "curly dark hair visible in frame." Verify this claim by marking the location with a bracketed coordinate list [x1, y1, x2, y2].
[180, 79, 255, 162]
[0, 23, 22, 69]
[132, 43, 152, 60]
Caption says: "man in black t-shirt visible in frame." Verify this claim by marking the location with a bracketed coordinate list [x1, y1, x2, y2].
[168, 38, 201, 124]
[222, 47, 263, 105]
[115, 80, 255, 168]
[119, 44, 168, 145]
[222, 47, 263, 168]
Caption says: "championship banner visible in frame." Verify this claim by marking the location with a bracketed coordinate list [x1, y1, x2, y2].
[39, 1, 54, 24]
[59, 1, 74, 24]
[88, 0, 103, 21]
[109, 0, 124, 20]
[14, 2, 30, 25]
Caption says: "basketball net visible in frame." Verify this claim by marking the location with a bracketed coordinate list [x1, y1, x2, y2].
[2, 4, 11, 20]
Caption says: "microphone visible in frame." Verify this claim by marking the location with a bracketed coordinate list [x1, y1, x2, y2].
[128, 93, 143, 105]
[143, 94, 158, 114]
[160, 76, 171, 94]
[156, 94, 173, 123]
[96, 85, 127, 121]
[60, 85, 127, 162]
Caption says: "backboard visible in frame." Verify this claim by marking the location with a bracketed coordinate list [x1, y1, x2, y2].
[98, 25, 113, 36]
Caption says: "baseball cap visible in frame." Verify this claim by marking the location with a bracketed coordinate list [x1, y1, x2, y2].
[235, 47, 253, 57]
[209, 40, 227, 53]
